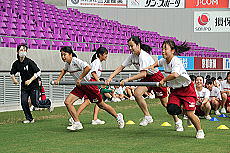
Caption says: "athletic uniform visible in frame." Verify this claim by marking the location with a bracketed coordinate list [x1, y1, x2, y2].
[195, 87, 210, 116]
[122, 50, 167, 98]
[209, 86, 221, 108]
[158, 56, 197, 111]
[66, 57, 102, 103]
[10, 57, 51, 121]
[220, 80, 230, 111]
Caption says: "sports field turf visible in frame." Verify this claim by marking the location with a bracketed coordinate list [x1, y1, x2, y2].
[0, 99, 229, 153]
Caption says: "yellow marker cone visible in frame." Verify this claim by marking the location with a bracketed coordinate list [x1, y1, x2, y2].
[126, 120, 135, 125]
[217, 125, 229, 130]
[161, 122, 172, 127]
[188, 124, 194, 128]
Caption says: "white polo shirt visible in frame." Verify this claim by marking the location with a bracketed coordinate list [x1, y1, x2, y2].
[220, 80, 230, 91]
[64, 57, 91, 81]
[122, 50, 159, 75]
[209, 86, 222, 100]
[90, 58, 102, 78]
[158, 56, 191, 89]
[196, 87, 210, 105]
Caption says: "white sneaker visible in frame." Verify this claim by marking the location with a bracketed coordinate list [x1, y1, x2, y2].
[139, 116, 153, 126]
[111, 97, 117, 102]
[48, 100, 54, 112]
[130, 96, 135, 100]
[149, 95, 155, 99]
[214, 110, 221, 115]
[183, 115, 188, 120]
[91, 119, 105, 125]
[116, 98, 121, 102]
[196, 130, 205, 139]
[205, 115, 212, 120]
[30, 106, 34, 111]
[23, 119, 35, 124]
[67, 122, 83, 131]
[175, 119, 184, 132]
[220, 107, 226, 114]
[69, 117, 74, 125]
[117, 113, 125, 128]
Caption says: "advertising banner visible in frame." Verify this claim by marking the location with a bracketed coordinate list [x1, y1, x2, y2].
[223, 58, 230, 70]
[186, 0, 229, 8]
[67, 0, 127, 8]
[194, 11, 230, 32]
[194, 57, 223, 70]
[128, 0, 185, 8]
[157, 56, 194, 70]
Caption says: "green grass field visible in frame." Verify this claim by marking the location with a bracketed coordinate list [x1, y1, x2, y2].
[0, 99, 230, 153]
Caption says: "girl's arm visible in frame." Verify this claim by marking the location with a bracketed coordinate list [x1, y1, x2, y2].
[91, 71, 100, 82]
[53, 69, 67, 84]
[160, 72, 179, 86]
[107, 65, 125, 83]
[120, 70, 147, 86]
[144, 61, 159, 70]
[76, 66, 91, 85]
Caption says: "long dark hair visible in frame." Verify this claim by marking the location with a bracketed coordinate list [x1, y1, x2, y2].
[91, 47, 108, 63]
[127, 36, 152, 54]
[60, 46, 77, 57]
[162, 39, 190, 55]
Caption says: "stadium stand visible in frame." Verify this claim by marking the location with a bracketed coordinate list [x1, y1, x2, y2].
[0, 0, 229, 57]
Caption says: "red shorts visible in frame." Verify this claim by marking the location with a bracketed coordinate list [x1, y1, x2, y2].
[168, 83, 197, 111]
[140, 71, 168, 98]
[70, 78, 102, 103]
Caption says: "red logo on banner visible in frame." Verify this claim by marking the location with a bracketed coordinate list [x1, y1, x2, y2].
[186, 0, 229, 8]
[198, 13, 210, 25]
[194, 57, 223, 70]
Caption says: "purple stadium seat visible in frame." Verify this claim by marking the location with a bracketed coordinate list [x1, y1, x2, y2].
[18, 24, 27, 31]
[5, 29, 17, 36]
[62, 41, 72, 47]
[51, 41, 63, 50]
[15, 38, 26, 45]
[16, 30, 27, 37]
[26, 31, 36, 38]
[0, 22, 7, 29]
[0, 28, 6, 35]
[36, 39, 49, 49]
[1, 37, 17, 47]
[35, 32, 46, 39]
[27, 39, 38, 49]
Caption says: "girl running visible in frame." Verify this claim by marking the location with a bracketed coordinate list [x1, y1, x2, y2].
[107, 36, 179, 127]
[53, 46, 124, 131]
[145, 39, 205, 139]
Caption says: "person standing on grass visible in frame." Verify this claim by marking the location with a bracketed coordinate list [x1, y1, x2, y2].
[10, 44, 53, 124]
[69, 47, 110, 125]
[53, 46, 124, 131]
[145, 39, 205, 139]
[107, 36, 181, 129]
[195, 76, 211, 120]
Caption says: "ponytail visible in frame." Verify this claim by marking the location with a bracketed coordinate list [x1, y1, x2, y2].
[140, 44, 152, 53]
[162, 40, 190, 56]
[91, 47, 108, 63]
[128, 36, 152, 54]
